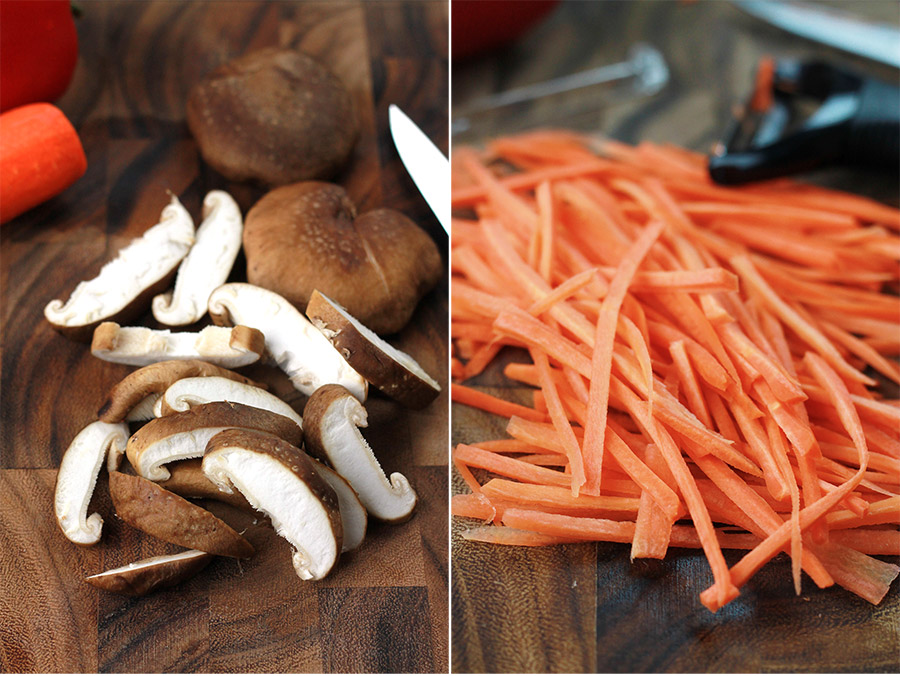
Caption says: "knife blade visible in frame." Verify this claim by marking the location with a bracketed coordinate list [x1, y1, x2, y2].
[389, 104, 450, 234]
[735, 0, 900, 69]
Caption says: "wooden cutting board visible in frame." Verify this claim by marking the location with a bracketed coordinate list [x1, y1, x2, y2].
[0, 1, 448, 672]
[450, 2, 899, 672]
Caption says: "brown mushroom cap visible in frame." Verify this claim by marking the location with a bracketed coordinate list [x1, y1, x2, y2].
[242, 182, 442, 335]
[98, 359, 267, 424]
[306, 290, 441, 409]
[186, 48, 358, 186]
[108, 470, 254, 558]
[85, 550, 213, 597]
[126, 400, 304, 481]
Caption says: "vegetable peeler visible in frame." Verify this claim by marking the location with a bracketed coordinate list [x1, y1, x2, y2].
[708, 59, 900, 185]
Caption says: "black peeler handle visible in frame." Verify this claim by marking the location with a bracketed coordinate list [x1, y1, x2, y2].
[846, 77, 900, 170]
[709, 59, 900, 185]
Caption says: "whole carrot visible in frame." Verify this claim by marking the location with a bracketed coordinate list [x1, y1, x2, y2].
[0, 103, 87, 224]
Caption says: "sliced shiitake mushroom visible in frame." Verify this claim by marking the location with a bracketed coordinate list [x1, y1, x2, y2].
[85, 549, 213, 596]
[303, 384, 417, 523]
[44, 195, 195, 341]
[54, 420, 129, 544]
[156, 459, 255, 513]
[153, 190, 243, 326]
[126, 401, 303, 481]
[97, 359, 266, 424]
[309, 457, 367, 553]
[154, 376, 302, 428]
[108, 470, 254, 558]
[203, 428, 342, 580]
[208, 283, 367, 401]
[306, 290, 440, 409]
[91, 323, 265, 368]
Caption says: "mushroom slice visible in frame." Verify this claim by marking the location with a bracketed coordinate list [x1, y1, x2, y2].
[91, 322, 265, 368]
[153, 190, 244, 326]
[306, 290, 441, 409]
[54, 420, 129, 544]
[98, 359, 266, 424]
[85, 550, 213, 597]
[203, 428, 342, 580]
[303, 384, 417, 523]
[126, 400, 303, 481]
[155, 376, 302, 427]
[157, 459, 255, 513]
[44, 195, 195, 341]
[109, 470, 254, 558]
[309, 458, 367, 553]
[208, 283, 367, 402]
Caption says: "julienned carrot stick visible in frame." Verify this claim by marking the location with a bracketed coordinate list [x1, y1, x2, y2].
[531, 348, 586, 493]
[461, 525, 588, 546]
[583, 220, 666, 493]
[451, 383, 547, 423]
[454, 444, 572, 488]
[451, 132, 900, 613]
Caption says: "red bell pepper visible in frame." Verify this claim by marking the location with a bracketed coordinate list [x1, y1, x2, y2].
[0, 0, 79, 112]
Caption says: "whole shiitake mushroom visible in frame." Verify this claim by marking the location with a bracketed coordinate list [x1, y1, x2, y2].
[242, 181, 443, 335]
[186, 48, 358, 186]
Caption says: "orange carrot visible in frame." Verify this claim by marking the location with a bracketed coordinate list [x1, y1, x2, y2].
[451, 384, 547, 423]
[583, 220, 665, 492]
[1, 102, 87, 223]
[451, 132, 900, 613]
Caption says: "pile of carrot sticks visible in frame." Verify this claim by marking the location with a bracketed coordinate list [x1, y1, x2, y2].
[449, 130, 900, 612]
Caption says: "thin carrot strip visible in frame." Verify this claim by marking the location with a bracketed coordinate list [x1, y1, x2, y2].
[482, 479, 639, 515]
[451, 384, 547, 423]
[583, 220, 665, 492]
[536, 181, 554, 282]
[669, 339, 713, 428]
[631, 443, 678, 560]
[461, 526, 587, 546]
[451, 493, 496, 521]
[454, 443, 572, 488]
[531, 348, 586, 494]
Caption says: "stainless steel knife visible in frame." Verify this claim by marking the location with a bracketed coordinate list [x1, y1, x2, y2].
[735, 0, 900, 69]
[388, 104, 450, 234]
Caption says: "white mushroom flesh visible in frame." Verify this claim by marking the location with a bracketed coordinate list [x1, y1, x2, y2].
[44, 196, 195, 327]
[153, 190, 243, 326]
[91, 324, 262, 367]
[133, 427, 231, 481]
[208, 283, 367, 401]
[157, 376, 302, 427]
[125, 393, 162, 422]
[86, 549, 208, 579]
[310, 459, 366, 552]
[316, 396, 416, 521]
[55, 421, 129, 544]
[203, 448, 339, 580]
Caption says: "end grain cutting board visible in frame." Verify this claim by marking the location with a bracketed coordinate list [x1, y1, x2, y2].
[0, 1, 449, 673]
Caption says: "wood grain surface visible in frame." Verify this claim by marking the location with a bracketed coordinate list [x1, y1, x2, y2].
[0, 1, 448, 673]
[450, 1, 899, 673]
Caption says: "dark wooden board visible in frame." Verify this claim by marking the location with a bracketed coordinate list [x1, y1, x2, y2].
[0, 1, 448, 672]
[450, 1, 899, 672]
